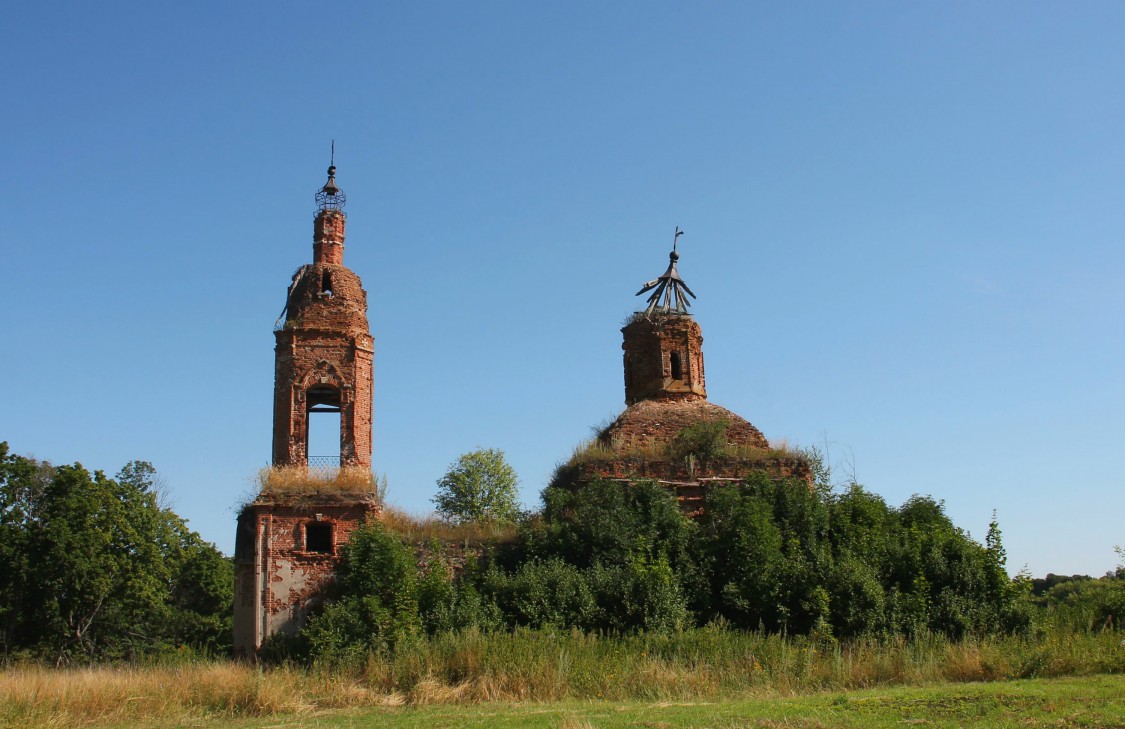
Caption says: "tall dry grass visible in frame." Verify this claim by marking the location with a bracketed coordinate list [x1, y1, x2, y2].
[0, 661, 400, 727]
[361, 627, 1125, 704]
[4, 628, 1123, 727]
[255, 465, 385, 496]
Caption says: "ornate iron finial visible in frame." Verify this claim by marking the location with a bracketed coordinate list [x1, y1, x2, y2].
[635, 226, 697, 315]
[315, 141, 346, 213]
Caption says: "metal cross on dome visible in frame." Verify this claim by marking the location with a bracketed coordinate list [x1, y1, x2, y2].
[635, 226, 697, 315]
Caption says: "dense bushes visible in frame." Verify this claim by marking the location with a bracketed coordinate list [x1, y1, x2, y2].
[1030, 568, 1125, 633]
[0, 443, 232, 663]
[294, 473, 1030, 663]
[697, 476, 1029, 638]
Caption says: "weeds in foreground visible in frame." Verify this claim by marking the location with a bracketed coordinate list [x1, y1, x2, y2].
[0, 661, 401, 727]
[3, 628, 1123, 727]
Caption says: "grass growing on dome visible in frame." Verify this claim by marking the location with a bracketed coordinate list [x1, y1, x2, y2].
[561, 435, 804, 468]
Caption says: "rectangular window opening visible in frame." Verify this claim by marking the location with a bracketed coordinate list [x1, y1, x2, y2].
[670, 351, 683, 380]
[305, 522, 333, 553]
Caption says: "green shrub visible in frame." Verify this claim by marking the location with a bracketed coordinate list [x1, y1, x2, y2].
[417, 552, 504, 635]
[303, 521, 420, 662]
[671, 420, 730, 461]
[587, 554, 689, 633]
[480, 558, 597, 629]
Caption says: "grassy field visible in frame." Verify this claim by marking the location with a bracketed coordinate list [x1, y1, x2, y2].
[7, 675, 1122, 728]
[3, 629, 1123, 728]
[212, 675, 1125, 728]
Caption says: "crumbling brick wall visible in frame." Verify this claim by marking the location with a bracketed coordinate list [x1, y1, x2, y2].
[622, 313, 707, 403]
[233, 496, 381, 654]
[272, 209, 375, 468]
[562, 455, 812, 514]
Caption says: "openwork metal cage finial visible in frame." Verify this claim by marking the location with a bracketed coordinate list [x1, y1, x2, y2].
[315, 142, 346, 213]
[635, 227, 697, 315]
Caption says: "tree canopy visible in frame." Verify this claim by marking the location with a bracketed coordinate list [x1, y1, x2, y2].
[0, 442, 232, 662]
[432, 448, 521, 524]
[288, 471, 1030, 664]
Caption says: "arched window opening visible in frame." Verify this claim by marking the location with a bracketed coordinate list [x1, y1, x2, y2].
[670, 351, 683, 380]
[305, 522, 333, 553]
[321, 272, 334, 298]
[306, 385, 341, 467]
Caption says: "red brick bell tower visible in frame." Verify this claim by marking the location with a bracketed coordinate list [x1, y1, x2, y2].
[233, 159, 380, 655]
[271, 163, 374, 468]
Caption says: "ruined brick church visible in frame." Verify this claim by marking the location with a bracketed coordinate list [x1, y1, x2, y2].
[551, 229, 809, 510]
[233, 166, 805, 654]
[233, 163, 381, 654]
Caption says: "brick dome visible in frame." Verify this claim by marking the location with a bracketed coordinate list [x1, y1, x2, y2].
[598, 397, 769, 451]
[283, 263, 369, 332]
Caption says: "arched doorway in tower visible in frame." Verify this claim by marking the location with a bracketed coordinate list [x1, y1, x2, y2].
[306, 385, 341, 467]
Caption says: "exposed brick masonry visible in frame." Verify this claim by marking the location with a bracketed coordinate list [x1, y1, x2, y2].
[564, 308, 811, 510]
[313, 210, 345, 265]
[234, 496, 380, 647]
[622, 313, 706, 403]
[272, 208, 374, 468]
[235, 169, 380, 655]
[600, 398, 769, 450]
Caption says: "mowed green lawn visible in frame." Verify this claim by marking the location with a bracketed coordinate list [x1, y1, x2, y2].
[151, 674, 1125, 729]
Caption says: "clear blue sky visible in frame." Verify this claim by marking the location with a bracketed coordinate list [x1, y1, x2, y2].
[2, 2, 1122, 577]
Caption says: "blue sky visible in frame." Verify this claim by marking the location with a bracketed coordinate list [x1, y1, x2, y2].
[2, 2, 1122, 577]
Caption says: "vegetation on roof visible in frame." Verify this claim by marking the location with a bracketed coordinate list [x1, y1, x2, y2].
[254, 465, 385, 498]
[567, 419, 807, 468]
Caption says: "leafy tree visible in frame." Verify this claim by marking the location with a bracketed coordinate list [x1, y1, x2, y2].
[168, 531, 234, 654]
[433, 448, 520, 524]
[0, 443, 231, 661]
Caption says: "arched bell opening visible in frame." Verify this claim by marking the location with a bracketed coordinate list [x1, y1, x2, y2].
[306, 385, 341, 467]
